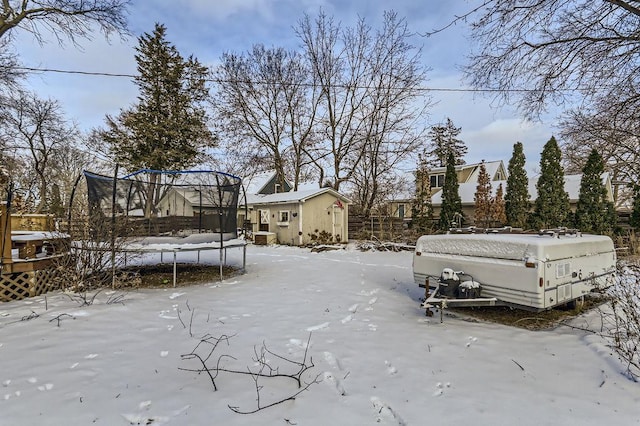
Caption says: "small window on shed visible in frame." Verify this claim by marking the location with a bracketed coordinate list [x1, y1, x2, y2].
[278, 210, 290, 224]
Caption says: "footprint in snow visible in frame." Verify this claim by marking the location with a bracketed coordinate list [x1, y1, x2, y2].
[159, 311, 177, 320]
[27, 377, 37, 384]
[370, 396, 406, 425]
[168, 292, 185, 300]
[306, 322, 329, 332]
[466, 336, 478, 348]
[385, 360, 397, 375]
[69, 363, 79, 369]
[287, 338, 310, 351]
[433, 382, 451, 397]
[348, 303, 359, 313]
[3, 379, 10, 387]
[85, 353, 99, 359]
[160, 351, 169, 358]
[322, 371, 347, 396]
[368, 323, 378, 331]
[37, 383, 54, 391]
[323, 351, 343, 371]
[121, 414, 169, 425]
[368, 297, 378, 305]
[341, 314, 353, 324]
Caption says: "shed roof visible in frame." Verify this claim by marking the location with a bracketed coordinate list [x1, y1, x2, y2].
[246, 187, 351, 206]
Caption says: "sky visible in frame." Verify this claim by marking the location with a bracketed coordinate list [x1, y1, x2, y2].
[13, 0, 556, 175]
[0, 244, 638, 425]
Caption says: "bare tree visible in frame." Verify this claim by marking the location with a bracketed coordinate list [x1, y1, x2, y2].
[0, 0, 129, 44]
[351, 11, 429, 215]
[0, 1, 129, 87]
[559, 105, 640, 208]
[213, 45, 318, 189]
[425, 117, 466, 167]
[0, 91, 79, 213]
[49, 140, 97, 215]
[297, 10, 429, 196]
[0, 38, 23, 91]
[296, 11, 372, 191]
[462, 1, 640, 118]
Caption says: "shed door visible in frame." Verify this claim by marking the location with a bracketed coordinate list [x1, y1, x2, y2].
[333, 206, 343, 242]
[259, 209, 270, 232]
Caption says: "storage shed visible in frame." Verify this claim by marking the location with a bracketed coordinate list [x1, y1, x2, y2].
[246, 188, 350, 246]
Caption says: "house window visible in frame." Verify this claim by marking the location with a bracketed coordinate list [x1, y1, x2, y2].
[274, 183, 281, 193]
[398, 204, 405, 219]
[277, 210, 290, 226]
[430, 174, 444, 188]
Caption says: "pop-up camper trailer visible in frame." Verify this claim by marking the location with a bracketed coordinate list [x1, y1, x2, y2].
[413, 229, 616, 312]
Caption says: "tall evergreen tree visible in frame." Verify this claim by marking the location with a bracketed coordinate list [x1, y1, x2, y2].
[426, 117, 467, 167]
[505, 142, 530, 228]
[491, 183, 507, 226]
[439, 151, 463, 231]
[575, 149, 616, 233]
[532, 136, 570, 229]
[101, 23, 214, 216]
[104, 23, 213, 172]
[411, 154, 433, 234]
[474, 162, 492, 228]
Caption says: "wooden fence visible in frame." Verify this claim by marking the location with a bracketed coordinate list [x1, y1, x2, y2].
[348, 215, 410, 240]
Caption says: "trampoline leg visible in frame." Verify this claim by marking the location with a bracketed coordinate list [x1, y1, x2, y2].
[219, 247, 223, 281]
[242, 244, 246, 272]
[173, 251, 177, 287]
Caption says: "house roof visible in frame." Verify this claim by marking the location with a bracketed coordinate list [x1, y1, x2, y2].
[243, 170, 292, 195]
[390, 160, 507, 203]
[428, 160, 506, 183]
[246, 187, 351, 206]
[430, 172, 612, 205]
[164, 187, 219, 207]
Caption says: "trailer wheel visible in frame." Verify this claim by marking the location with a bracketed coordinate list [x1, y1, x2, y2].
[566, 296, 585, 310]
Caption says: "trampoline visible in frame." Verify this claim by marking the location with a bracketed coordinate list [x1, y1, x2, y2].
[71, 169, 246, 286]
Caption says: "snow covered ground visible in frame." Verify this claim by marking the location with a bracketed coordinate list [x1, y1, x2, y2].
[0, 245, 638, 425]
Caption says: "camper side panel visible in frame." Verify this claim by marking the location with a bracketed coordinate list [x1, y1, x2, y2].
[413, 253, 544, 308]
[542, 250, 616, 308]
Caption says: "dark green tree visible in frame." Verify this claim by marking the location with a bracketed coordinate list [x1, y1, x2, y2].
[411, 154, 433, 234]
[575, 149, 616, 234]
[426, 117, 467, 167]
[505, 142, 530, 228]
[532, 136, 570, 229]
[101, 23, 214, 216]
[439, 151, 463, 231]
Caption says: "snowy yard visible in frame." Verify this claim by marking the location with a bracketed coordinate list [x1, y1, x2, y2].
[0, 245, 639, 425]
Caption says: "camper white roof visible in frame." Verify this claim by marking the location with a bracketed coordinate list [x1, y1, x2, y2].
[415, 233, 614, 262]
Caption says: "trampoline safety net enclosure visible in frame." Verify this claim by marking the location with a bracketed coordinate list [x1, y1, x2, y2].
[84, 169, 242, 239]
[79, 169, 246, 286]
